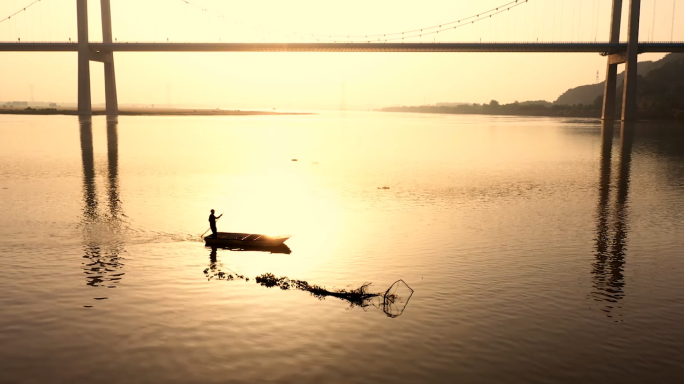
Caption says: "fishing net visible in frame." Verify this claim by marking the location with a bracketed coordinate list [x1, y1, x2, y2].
[378, 279, 414, 318]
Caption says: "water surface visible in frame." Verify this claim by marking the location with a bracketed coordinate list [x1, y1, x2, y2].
[1, 112, 684, 383]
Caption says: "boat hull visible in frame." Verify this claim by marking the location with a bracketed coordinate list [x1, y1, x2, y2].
[204, 232, 291, 248]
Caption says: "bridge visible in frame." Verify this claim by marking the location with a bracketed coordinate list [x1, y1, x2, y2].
[0, 0, 682, 122]
[2, 41, 684, 53]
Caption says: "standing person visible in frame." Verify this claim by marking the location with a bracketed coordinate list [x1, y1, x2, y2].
[209, 209, 222, 238]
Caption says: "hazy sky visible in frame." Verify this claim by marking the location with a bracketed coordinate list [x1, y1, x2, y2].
[0, 0, 682, 109]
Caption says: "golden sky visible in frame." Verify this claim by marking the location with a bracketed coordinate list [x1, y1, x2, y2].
[0, 0, 681, 108]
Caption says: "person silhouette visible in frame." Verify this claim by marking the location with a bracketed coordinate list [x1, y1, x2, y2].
[209, 209, 223, 238]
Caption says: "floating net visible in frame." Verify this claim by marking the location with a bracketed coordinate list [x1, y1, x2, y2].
[379, 279, 414, 318]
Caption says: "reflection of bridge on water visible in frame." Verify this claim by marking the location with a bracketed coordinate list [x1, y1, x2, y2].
[591, 121, 634, 320]
[79, 120, 126, 296]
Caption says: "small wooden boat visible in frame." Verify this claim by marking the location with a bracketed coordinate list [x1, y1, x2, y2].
[204, 232, 291, 248]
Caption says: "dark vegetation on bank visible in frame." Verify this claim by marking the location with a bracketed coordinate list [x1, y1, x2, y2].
[555, 53, 684, 106]
[380, 53, 684, 121]
[380, 101, 603, 118]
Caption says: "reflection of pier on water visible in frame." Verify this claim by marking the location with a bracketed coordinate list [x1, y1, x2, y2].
[591, 121, 633, 320]
[79, 120, 126, 295]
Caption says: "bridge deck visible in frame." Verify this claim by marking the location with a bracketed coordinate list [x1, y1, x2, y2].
[1, 42, 683, 53]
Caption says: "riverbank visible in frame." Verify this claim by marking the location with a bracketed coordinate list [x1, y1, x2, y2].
[379, 106, 600, 118]
[0, 107, 313, 116]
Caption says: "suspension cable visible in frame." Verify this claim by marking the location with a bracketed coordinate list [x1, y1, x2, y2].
[651, 0, 657, 41]
[176, 0, 530, 42]
[308, 0, 528, 39]
[577, 0, 582, 41]
[594, 0, 600, 42]
[672, 0, 676, 42]
[371, 1, 529, 43]
[0, 0, 43, 24]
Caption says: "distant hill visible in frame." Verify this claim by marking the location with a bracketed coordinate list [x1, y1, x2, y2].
[380, 53, 684, 120]
[435, 102, 468, 107]
[611, 55, 684, 119]
[554, 53, 684, 105]
[518, 100, 553, 107]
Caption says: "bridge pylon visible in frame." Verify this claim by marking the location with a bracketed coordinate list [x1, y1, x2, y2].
[601, 0, 622, 121]
[602, 0, 641, 122]
[77, 0, 119, 122]
[621, 0, 641, 121]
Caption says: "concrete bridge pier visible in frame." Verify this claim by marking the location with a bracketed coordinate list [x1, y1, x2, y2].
[602, 0, 641, 121]
[621, 0, 641, 121]
[76, 0, 91, 119]
[76, 0, 119, 122]
[601, 0, 622, 121]
[101, 0, 119, 122]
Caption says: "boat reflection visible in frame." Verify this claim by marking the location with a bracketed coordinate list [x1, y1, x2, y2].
[591, 121, 632, 319]
[206, 243, 292, 255]
[203, 247, 249, 281]
[204, 246, 220, 280]
[79, 120, 126, 300]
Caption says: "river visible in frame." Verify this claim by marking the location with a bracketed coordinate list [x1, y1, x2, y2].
[1, 112, 683, 383]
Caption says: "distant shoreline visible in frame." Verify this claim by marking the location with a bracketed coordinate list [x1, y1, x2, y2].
[0, 107, 313, 117]
[378, 106, 684, 121]
[378, 106, 601, 119]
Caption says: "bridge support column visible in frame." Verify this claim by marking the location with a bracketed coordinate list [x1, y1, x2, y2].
[622, 0, 642, 121]
[602, 0, 623, 120]
[77, 0, 91, 118]
[101, 0, 119, 122]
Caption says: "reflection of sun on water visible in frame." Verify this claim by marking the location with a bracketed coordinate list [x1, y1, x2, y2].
[219, 157, 346, 274]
